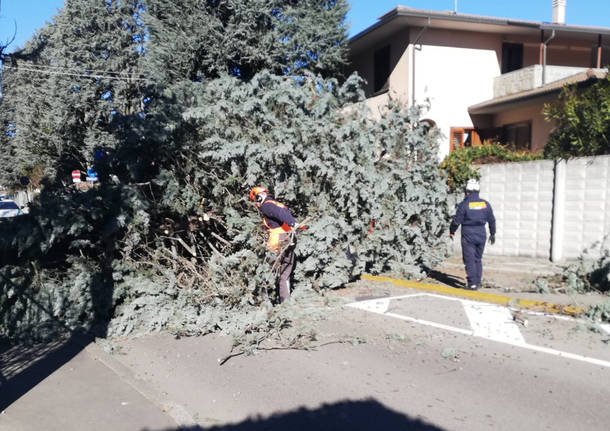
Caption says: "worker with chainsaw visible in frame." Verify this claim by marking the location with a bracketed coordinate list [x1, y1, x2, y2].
[449, 179, 496, 290]
[249, 186, 298, 303]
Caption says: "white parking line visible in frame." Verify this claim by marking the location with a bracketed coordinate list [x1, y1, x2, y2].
[347, 294, 610, 369]
[348, 294, 473, 336]
[463, 302, 526, 344]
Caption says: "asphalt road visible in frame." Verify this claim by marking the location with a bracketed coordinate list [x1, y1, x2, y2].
[2, 285, 610, 431]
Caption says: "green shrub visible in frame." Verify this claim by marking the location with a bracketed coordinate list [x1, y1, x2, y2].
[544, 73, 610, 159]
[440, 143, 543, 191]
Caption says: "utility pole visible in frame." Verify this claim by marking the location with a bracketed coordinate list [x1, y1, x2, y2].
[454, 1, 458, 14]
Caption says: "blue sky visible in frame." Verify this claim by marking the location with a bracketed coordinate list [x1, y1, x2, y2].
[1, 0, 609, 52]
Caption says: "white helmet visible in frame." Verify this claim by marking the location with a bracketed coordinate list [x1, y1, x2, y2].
[465, 178, 480, 192]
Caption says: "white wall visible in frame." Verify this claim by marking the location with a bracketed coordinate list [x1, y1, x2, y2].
[478, 161, 555, 258]
[413, 39, 500, 159]
[560, 156, 610, 259]
[355, 28, 502, 160]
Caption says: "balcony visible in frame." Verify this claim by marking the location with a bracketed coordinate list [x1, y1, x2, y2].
[493, 65, 607, 98]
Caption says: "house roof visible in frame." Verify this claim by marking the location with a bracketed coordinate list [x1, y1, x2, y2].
[349, 6, 610, 54]
[468, 69, 608, 115]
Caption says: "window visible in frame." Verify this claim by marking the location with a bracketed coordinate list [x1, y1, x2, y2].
[449, 127, 483, 151]
[0, 201, 19, 210]
[502, 122, 531, 151]
[374, 45, 391, 93]
[501, 43, 523, 74]
[450, 128, 465, 152]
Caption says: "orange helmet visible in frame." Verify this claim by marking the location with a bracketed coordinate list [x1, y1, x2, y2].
[249, 186, 267, 202]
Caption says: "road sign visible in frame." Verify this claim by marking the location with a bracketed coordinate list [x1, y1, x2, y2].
[86, 168, 99, 185]
[72, 170, 81, 183]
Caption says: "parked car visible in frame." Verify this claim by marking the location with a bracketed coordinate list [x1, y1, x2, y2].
[0, 199, 22, 217]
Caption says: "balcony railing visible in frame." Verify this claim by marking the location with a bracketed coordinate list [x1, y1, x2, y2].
[493, 65, 606, 98]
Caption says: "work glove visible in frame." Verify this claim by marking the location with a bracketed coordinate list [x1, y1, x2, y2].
[489, 235, 495, 245]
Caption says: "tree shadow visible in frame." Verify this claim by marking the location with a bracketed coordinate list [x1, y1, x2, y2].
[0, 331, 92, 411]
[426, 270, 464, 289]
[143, 399, 446, 431]
[0, 178, 120, 409]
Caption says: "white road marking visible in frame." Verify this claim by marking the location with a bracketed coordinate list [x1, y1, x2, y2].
[348, 294, 472, 336]
[349, 297, 391, 314]
[383, 312, 474, 336]
[347, 294, 610, 369]
[463, 302, 526, 344]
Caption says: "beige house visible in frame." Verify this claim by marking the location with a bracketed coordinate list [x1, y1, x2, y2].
[347, 2, 610, 159]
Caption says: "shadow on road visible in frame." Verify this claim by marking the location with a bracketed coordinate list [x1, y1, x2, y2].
[426, 269, 464, 289]
[0, 176, 122, 411]
[0, 332, 92, 411]
[143, 399, 446, 431]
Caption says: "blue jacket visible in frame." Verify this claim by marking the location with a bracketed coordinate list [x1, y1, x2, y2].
[260, 197, 296, 230]
[450, 191, 496, 238]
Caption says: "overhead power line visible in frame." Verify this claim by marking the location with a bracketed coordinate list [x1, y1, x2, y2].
[5, 62, 138, 77]
[2, 63, 152, 83]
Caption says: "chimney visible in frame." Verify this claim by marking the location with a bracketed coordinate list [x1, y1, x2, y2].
[552, 0, 566, 24]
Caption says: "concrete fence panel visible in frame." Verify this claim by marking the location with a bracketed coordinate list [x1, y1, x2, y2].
[478, 160, 555, 259]
[561, 156, 610, 260]
[468, 155, 610, 262]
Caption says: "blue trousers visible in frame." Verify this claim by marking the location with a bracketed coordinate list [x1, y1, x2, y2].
[461, 232, 486, 286]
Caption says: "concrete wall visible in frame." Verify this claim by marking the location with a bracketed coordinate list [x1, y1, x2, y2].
[477, 160, 555, 258]
[467, 155, 610, 261]
[559, 156, 610, 259]
[493, 65, 543, 98]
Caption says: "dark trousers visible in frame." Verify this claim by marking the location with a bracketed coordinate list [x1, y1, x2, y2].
[276, 242, 295, 303]
[461, 234, 485, 287]
[265, 233, 296, 303]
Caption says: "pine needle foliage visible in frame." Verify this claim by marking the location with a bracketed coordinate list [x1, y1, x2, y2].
[546, 242, 610, 294]
[0, 0, 149, 186]
[151, 71, 450, 290]
[1, 0, 450, 343]
[143, 0, 349, 83]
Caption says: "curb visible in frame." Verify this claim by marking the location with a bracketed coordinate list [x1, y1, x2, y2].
[361, 274, 586, 317]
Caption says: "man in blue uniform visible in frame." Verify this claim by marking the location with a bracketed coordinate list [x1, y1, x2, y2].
[249, 186, 297, 303]
[449, 179, 496, 290]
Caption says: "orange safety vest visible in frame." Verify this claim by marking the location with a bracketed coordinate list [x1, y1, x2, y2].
[262, 218, 292, 252]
